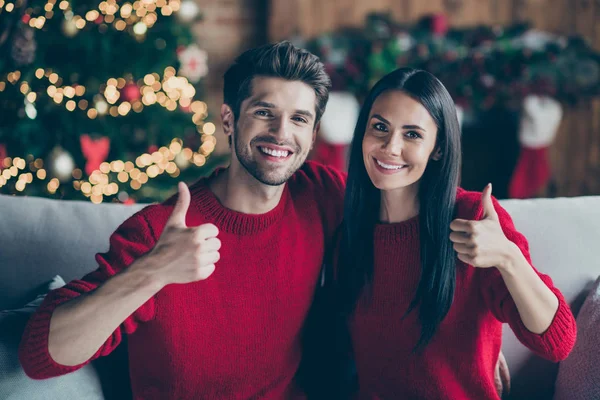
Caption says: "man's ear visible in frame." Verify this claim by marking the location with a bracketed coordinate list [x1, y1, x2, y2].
[221, 104, 235, 137]
[311, 122, 320, 150]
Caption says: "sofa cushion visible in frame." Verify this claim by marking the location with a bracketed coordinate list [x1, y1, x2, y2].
[554, 275, 600, 400]
[0, 276, 105, 400]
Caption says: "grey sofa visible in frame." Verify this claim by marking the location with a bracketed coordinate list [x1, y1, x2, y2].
[1, 194, 599, 399]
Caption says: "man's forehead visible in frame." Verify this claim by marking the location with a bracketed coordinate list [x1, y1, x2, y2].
[244, 78, 316, 115]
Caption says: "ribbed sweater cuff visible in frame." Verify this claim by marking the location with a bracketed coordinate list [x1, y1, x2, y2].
[516, 289, 576, 362]
[18, 298, 89, 379]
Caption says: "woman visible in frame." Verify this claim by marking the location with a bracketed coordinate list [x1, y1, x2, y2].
[336, 68, 576, 399]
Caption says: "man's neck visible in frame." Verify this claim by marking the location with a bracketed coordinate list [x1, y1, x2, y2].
[208, 165, 286, 215]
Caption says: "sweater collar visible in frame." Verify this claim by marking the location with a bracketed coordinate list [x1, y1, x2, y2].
[374, 215, 420, 243]
[189, 174, 290, 235]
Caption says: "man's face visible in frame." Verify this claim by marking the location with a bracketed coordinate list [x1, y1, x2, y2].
[229, 77, 318, 186]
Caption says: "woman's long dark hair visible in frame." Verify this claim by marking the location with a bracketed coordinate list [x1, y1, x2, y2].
[339, 68, 462, 350]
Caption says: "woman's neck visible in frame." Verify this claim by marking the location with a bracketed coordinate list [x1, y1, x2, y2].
[379, 185, 420, 223]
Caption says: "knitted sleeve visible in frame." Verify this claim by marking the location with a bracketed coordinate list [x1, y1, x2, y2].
[307, 161, 347, 241]
[18, 209, 158, 379]
[478, 198, 577, 362]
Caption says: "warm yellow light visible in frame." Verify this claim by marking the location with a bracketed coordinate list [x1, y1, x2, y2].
[87, 108, 98, 119]
[72, 169, 83, 179]
[138, 173, 148, 184]
[132, 101, 143, 112]
[85, 10, 99, 21]
[193, 153, 206, 166]
[120, 3, 132, 17]
[26, 92, 37, 102]
[66, 100, 76, 111]
[118, 102, 132, 115]
[143, 74, 155, 85]
[130, 180, 141, 190]
[91, 194, 103, 204]
[99, 162, 111, 173]
[146, 165, 159, 178]
[81, 182, 92, 194]
[151, 151, 162, 163]
[142, 92, 157, 105]
[75, 18, 86, 29]
[117, 171, 129, 182]
[115, 20, 126, 30]
[64, 86, 76, 98]
[111, 160, 125, 172]
[161, 5, 172, 15]
[78, 99, 89, 110]
[75, 85, 86, 96]
[130, 168, 141, 179]
[141, 154, 153, 166]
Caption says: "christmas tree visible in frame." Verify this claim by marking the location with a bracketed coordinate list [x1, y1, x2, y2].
[0, 0, 225, 203]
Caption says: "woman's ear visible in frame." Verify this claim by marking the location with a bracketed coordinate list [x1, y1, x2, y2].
[431, 147, 442, 161]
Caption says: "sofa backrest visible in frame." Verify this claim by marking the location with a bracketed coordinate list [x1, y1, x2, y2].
[500, 196, 600, 399]
[0, 195, 145, 310]
[1, 194, 599, 398]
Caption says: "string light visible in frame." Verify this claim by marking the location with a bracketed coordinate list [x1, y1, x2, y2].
[0, 137, 216, 203]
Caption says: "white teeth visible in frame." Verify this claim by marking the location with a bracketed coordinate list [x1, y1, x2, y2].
[376, 159, 404, 170]
[259, 147, 289, 158]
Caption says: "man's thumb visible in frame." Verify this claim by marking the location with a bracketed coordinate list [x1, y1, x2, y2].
[167, 182, 191, 227]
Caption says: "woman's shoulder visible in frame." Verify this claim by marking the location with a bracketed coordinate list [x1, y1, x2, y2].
[454, 187, 485, 221]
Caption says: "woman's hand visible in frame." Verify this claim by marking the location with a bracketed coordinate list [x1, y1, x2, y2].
[449, 184, 517, 269]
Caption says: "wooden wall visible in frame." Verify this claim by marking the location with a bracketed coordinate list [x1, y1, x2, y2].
[269, 0, 600, 197]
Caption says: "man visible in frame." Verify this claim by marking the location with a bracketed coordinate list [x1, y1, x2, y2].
[19, 41, 345, 399]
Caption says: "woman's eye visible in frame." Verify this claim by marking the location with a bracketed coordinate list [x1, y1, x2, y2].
[255, 110, 270, 117]
[406, 131, 422, 139]
[373, 122, 388, 132]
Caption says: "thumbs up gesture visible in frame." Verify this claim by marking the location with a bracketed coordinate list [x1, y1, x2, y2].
[449, 184, 514, 269]
[144, 182, 220, 287]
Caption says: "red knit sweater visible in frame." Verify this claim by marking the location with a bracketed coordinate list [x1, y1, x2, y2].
[19, 161, 346, 400]
[348, 188, 576, 400]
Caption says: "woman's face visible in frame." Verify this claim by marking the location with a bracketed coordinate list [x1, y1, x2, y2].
[362, 90, 440, 195]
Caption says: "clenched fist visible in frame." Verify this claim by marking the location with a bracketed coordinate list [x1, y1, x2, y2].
[142, 182, 220, 288]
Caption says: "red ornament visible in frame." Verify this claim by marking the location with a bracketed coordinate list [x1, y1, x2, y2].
[123, 198, 136, 205]
[0, 144, 6, 170]
[121, 83, 141, 102]
[22, 14, 32, 24]
[80, 135, 111, 175]
[427, 13, 449, 37]
[148, 145, 158, 153]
